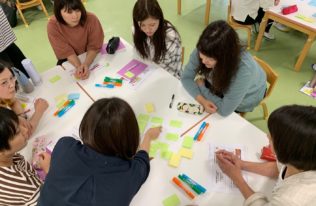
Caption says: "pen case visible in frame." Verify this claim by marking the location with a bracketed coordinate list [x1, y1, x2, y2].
[260, 146, 276, 161]
[177, 102, 204, 115]
[281, 5, 298, 15]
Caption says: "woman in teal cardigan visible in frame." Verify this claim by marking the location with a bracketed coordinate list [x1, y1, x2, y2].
[181, 20, 266, 117]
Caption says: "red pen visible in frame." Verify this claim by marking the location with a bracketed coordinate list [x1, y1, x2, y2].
[172, 177, 195, 199]
[197, 123, 209, 141]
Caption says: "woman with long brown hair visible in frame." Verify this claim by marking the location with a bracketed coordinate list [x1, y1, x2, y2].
[181, 20, 266, 117]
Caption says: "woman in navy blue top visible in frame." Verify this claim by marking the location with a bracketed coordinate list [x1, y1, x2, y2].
[38, 97, 162, 206]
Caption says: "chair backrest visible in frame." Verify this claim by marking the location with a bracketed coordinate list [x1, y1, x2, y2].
[253, 56, 278, 99]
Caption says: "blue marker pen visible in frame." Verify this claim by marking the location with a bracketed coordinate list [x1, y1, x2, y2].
[95, 83, 114, 88]
[57, 101, 75, 117]
[182, 174, 207, 193]
[194, 122, 206, 140]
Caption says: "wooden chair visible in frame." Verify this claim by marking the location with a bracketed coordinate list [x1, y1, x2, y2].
[16, 0, 49, 27]
[177, 0, 211, 25]
[253, 56, 278, 120]
[227, 0, 252, 49]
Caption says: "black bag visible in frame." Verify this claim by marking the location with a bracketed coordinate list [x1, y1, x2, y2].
[0, 2, 17, 28]
[106, 37, 120, 54]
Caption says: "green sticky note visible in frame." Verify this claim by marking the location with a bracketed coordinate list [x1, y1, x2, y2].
[169, 120, 183, 128]
[161, 150, 172, 160]
[149, 144, 158, 158]
[49, 75, 61, 83]
[125, 71, 134, 78]
[158, 142, 169, 150]
[163, 194, 180, 206]
[151, 116, 163, 124]
[165, 133, 179, 141]
[138, 114, 150, 122]
[182, 136, 194, 149]
[138, 123, 146, 134]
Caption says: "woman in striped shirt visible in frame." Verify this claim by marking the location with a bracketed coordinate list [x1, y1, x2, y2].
[0, 107, 47, 205]
[133, 0, 182, 79]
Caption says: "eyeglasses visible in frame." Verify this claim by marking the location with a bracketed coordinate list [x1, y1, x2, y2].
[0, 76, 17, 88]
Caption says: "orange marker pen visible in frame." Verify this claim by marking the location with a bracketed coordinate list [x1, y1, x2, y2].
[172, 177, 195, 199]
[197, 123, 209, 141]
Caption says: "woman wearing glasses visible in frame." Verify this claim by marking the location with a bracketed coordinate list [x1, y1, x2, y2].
[0, 61, 48, 138]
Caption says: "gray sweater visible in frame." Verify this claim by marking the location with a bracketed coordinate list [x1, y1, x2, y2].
[181, 49, 266, 116]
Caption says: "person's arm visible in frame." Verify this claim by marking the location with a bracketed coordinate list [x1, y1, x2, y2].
[139, 127, 162, 152]
[241, 161, 279, 178]
[216, 152, 255, 199]
[181, 49, 202, 98]
[159, 27, 182, 79]
[38, 152, 51, 174]
[29, 98, 48, 134]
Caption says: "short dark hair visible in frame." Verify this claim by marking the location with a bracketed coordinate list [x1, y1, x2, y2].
[196, 20, 242, 95]
[54, 0, 87, 26]
[268, 105, 316, 171]
[0, 107, 19, 151]
[0, 60, 18, 92]
[133, 0, 179, 63]
[79, 98, 140, 160]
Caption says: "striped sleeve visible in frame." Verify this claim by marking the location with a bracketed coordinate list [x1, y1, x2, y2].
[0, 154, 42, 206]
[0, 7, 16, 52]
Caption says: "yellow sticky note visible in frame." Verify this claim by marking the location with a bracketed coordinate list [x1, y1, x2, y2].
[179, 148, 193, 159]
[125, 71, 134, 78]
[21, 103, 27, 109]
[169, 153, 181, 168]
[145, 103, 155, 113]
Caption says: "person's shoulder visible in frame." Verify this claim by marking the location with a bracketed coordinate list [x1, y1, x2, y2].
[86, 12, 100, 23]
[165, 22, 179, 39]
[47, 16, 59, 30]
[55, 137, 80, 151]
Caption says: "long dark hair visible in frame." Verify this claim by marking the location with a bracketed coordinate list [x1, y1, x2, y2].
[79, 98, 140, 160]
[268, 105, 316, 171]
[133, 0, 178, 63]
[54, 0, 87, 26]
[197, 20, 242, 95]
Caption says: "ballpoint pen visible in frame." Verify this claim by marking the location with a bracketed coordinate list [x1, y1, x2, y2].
[169, 94, 175, 108]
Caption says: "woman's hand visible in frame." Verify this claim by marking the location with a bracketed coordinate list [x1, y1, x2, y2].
[75, 64, 90, 80]
[34, 98, 49, 114]
[144, 126, 162, 141]
[19, 117, 33, 139]
[37, 152, 51, 174]
[196, 95, 217, 113]
[216, 150, 243, 182]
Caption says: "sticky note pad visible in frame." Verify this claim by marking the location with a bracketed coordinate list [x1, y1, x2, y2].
[162, 194, 180, 206]
[158, 142, 169, 150]
[21, 103, 27, 109]
[182, 136, 194, 149]
[169, 153, 181, 167]
[138, 114, 150, 122]
[169, 120, 183, 128]
[151, 116, 163, 124]
[54, 94, 67, 103]
[161, 150, 173, 160]
[179, 148, 193, 159]
[68, 93, 80, 100]
[145, 103, 155, 113]
[165, 133, 179, 141]
[149, 145, 158, 158]
[49, 75, 61, 83]
[125, 71, 134, 78]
